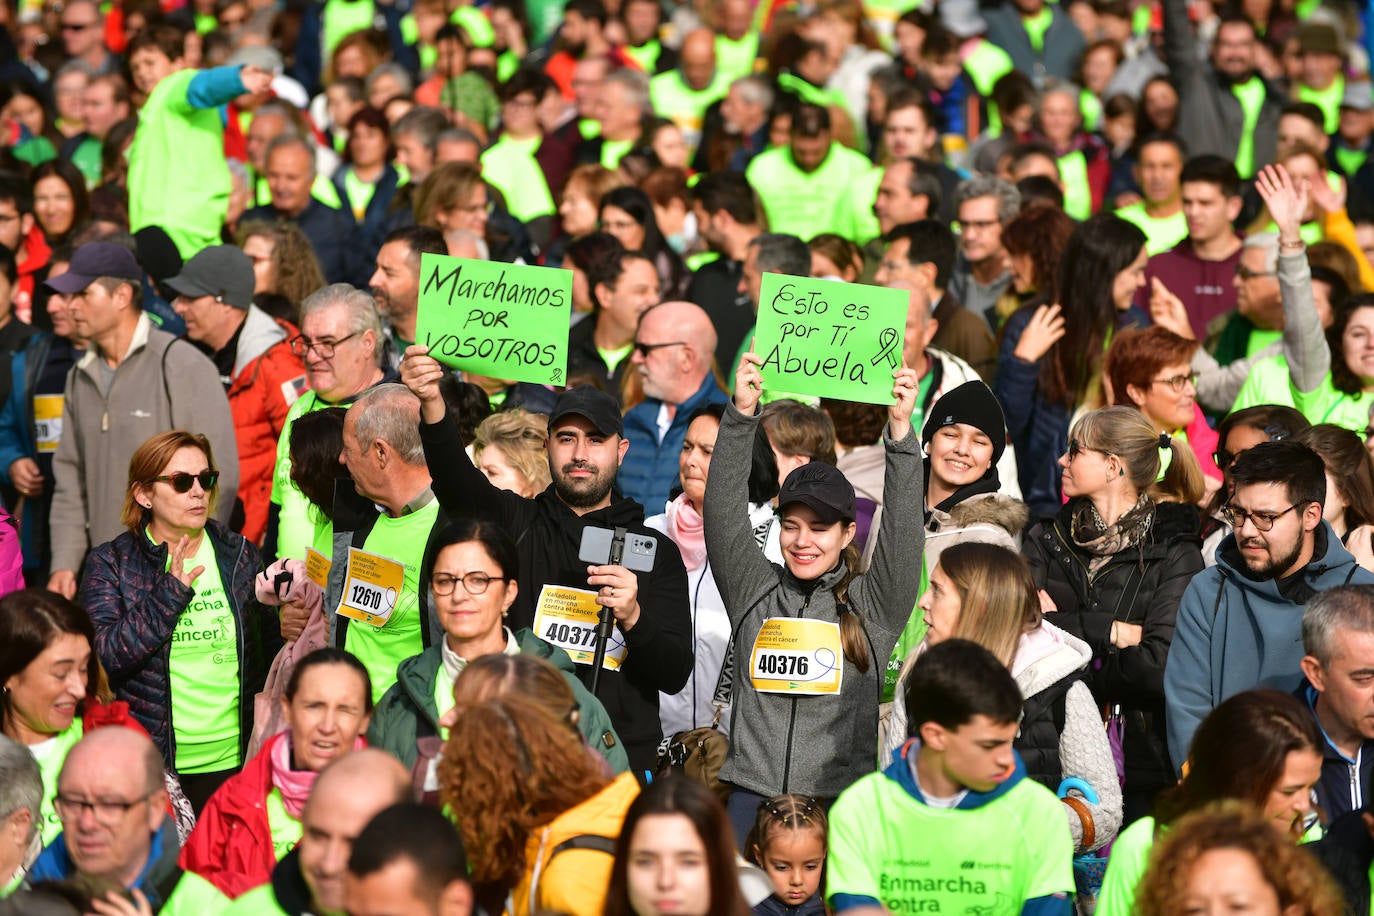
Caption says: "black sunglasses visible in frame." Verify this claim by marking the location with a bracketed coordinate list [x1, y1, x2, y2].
[151, 470, 219, 493]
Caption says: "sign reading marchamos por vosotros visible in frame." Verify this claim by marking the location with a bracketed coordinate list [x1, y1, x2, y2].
[416, 253, 573, 386]
[754, 274, 909, 405]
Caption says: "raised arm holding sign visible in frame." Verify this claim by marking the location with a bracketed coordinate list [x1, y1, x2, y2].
[414, 253, 573, 386]
[752, 274, 910, 406]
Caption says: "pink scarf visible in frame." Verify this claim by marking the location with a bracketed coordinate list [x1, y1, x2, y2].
[666, 494, 707, 570]
[269, 733, 365, 818]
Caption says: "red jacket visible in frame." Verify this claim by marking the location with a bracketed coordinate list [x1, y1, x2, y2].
[178, 731, 283, 898]
[225, 307, 307, 544]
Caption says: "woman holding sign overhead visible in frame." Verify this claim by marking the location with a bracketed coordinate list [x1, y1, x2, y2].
[80, 430, 277, 812]
[703, 347, 924, 845]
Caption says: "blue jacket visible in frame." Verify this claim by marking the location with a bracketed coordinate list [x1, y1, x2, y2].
[333, 163, 402, 268]
[618, 374, 728, 513]
[1298, 681, 1374, 823]
[1164, 524, 1374, 773]
[79, 520, 278, 769]
[30, 820, 184, 908]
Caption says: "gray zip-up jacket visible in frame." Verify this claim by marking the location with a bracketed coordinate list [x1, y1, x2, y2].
[703, 401, 923, 799]
[50, 313, 239, 573]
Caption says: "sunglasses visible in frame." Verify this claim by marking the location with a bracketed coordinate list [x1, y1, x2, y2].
[151, 470, 219, 493]
[1067, 439, 1110, 459]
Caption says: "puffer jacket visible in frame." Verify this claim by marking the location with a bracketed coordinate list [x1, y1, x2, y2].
[925, 488, 1029, 570]
[224, 306, 306, 545]
[177, 731, 289, 898]
[366, 628, 629, 773]
[703, 401, 924, 800]
[1023, 499, 1203, 799]
[508, 771, 641, 916]
[80, 519, 277, 770]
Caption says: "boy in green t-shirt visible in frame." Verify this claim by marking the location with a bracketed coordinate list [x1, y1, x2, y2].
[827, 640, 1075, 916]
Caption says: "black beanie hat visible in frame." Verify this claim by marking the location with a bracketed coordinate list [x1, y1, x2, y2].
[922, 380, 1007, 467]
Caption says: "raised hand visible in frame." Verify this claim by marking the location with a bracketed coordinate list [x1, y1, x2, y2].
[1012, 303, 1066, 363]
[239, 64, 273, 95]
[169, 535, 206, 589]
[1310, 172, 1348, 218]
[1255, 163, 1308, 241]
[887, 366, 919, 440]
[734, 342, 764, 415]
[400, 344, 448, 423]
[1149, 278, 1195, 340]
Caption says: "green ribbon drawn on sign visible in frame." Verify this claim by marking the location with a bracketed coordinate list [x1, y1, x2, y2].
[870, 327, 900, 369]
[414, 253, 573, 387]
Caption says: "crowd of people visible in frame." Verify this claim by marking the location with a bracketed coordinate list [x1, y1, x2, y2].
[9, 0, 1374, 911]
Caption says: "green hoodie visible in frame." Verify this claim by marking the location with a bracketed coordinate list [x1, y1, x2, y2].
[367, 628, 630, 773]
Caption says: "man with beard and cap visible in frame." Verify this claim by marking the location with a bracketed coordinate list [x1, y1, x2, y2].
[1165, 441, 1374, 773]
[166, 246, 305, 544]
[402, 347, 693, 774]
[367, 226, 448, 370]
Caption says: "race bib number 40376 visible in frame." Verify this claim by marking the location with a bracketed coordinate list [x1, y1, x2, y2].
[749, 617, 843, 695]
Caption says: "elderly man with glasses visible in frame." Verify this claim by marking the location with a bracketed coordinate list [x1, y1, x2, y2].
[266, 283, 395, 565]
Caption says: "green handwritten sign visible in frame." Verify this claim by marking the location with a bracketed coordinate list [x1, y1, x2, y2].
[754, 274, 908, 405]
[415, 253, 572, 386]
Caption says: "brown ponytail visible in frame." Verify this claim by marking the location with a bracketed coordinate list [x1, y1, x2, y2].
[832, 544, 870, 672]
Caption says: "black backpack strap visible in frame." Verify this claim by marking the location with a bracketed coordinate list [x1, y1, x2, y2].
[549, 834, 617, 858]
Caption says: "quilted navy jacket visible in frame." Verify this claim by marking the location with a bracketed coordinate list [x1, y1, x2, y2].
[80, 519, 277, 770]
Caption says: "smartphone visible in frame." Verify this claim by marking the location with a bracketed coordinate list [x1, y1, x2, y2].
[579, 526, 659, 572]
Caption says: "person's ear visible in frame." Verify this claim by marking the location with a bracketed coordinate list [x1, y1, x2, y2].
[1303, 500, 1323, 531]
[922, 315, 940, 348]
[1124, 383, 1148, 410]
[501, 576, 518, 614]
[439, 879, 474, 916]
[919, 720, 947, 751]
[3, 808, 31, 849]
[1300, 654, 1327, 693]
[841, 520, 857, 550]
[617, 436, 630, 465]
[1226, 195, 1244, 222]
[146, 787, 168, 832]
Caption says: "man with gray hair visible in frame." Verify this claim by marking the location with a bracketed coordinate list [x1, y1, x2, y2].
[1300, 585, 1374, 821]
[243, 135, 357, 285]
[0, 734, 41, 895]
[328, 383, 443, 702]
[579, 69, 649, 169]
[267, 283, 393, 564]
[948, 176, 1021, 328]
[705, 75, 772, 171]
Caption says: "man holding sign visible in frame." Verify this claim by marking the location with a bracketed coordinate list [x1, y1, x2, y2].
[402, 347, 693, 775]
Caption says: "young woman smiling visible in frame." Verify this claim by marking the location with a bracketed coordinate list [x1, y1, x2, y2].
[704, 348, 924, 844]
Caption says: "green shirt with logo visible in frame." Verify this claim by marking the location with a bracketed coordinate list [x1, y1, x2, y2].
[344, 500, 439, 703]
[264, 786, 304, 861]
[27, 722, 83, 846]
[481, 134, 555, 223]
[165, 532, 241, 774]
[1115, 202, 1188, 256]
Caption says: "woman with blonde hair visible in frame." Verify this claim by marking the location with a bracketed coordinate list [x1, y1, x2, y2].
[1135, 803, 1343, 916]
[1023, 406, 1205, 822]
[414, 161, 490, 233]
[886, 542, 1123, 856]
[470, 409, 552, 498]
[439, 695, 640, 916]
[79, 430, 277, 811]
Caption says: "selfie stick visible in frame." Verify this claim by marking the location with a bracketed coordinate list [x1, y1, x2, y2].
[590, 526, 628, 694]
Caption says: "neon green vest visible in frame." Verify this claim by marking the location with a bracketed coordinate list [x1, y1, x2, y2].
[1299, 75, 1345, 134]
[1058, 149, 1093, 220]
[322, 0, 376, 59]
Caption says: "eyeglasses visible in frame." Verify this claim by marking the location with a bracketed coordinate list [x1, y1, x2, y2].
[1220, 502, 1302, 532]
[431, 570, 510, 596]
[61, 21, 95, 30]
[1067, 439, 1111, 460]
[150, 470, 219, 493]
[1151, 373, 1199, 393]
[1213, 424, 1292, 470]
[633, 340, 686, 358]
[290, 331, 360, 359]
[1236, 264, 1276, 280]
[55, 792, 153, 825]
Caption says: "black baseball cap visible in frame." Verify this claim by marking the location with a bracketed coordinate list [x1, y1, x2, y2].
[45, 242, 142, 294]
[777, 462, 856, 524]
[548, 385, 623, 437]
[164, 246, 255, 309]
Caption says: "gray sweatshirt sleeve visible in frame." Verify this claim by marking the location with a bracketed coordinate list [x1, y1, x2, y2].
[703, 401, 779, 625]
[1192, 341, 1282, 413]
[1280, 250, 1329, 395]
[850, 423, 925, 647]
[49, 375, 88, 574]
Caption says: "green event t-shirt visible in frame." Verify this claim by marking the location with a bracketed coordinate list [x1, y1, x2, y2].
[1094, 815, 1157, 916]
[1114, 202, 1188, 256]
[271, 390, 334, 563]
[481, 134, 555, 223]
[715, 32, 760, 82]
[600, 343, 634, 375]
[345, 500, 440, 704]
[1232, 355, 1374, 434]
[28, 722, 83, 846]
[745, 145, 880, 242]
[265, 787, 304, 861]
[70, 135, 102, 189]
[160, 870, 231, 916]
[1298, 76, 1345, 134]
[341, 168, 377, 222]
[600, 138, 635, 170]
[220, 879, 288, 916]
[1231, 77, 1266, 179]
[164, 532, 241, 774]
[827, 765, 1075, 914]
[1022, 6, 1054, 53]
[1058, 149, 1092, 222]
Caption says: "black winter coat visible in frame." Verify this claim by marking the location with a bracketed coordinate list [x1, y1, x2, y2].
[420, 412, 693, 772]
[1022, 499, 1204, 796]
[80, 519, 277, 770]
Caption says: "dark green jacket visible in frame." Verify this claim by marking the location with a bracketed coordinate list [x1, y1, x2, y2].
[366, 628, 630, 773]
